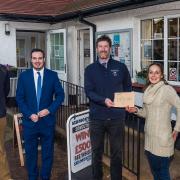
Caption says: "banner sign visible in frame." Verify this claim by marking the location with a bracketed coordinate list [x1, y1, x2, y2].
[67, 110, 92, 180]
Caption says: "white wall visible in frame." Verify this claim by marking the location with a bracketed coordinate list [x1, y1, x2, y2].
[0, 22, 16, 66]
[0, 21, 50, 66]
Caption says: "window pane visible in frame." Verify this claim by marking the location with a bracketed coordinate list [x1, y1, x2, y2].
[50, 33, 64, 71]
[141, 40, 152, 59]
[50, 57, 55, 70]
[179, 39, 180, 61]
[55, 34, 59, 45]
[178, 63, 180, 81]
[168, 18, 178, 38]
[141, 19, 152, 39]
[168, 39, 177, 60]
[141, 60, 152, 69]
[153, 40, 164, 60]
[168, 62, 177, 81]
[60, 33, 64, 45]
[50, 34, 54, 44]
[153, 18, 164, 39]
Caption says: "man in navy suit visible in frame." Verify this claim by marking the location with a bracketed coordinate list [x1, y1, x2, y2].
[16, 48, 64, 180]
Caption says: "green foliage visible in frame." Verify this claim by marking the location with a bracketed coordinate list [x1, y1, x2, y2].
[6, 65, 18, 77]
[136, 68, 147, 79]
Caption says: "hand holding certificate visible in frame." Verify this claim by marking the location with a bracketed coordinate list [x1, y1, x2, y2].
[113, 92, 135, 108]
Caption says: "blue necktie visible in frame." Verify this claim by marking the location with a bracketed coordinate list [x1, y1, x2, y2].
[37, 72, 42, 109]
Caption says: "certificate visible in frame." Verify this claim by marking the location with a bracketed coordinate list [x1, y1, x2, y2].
[114, 92, 135, 107]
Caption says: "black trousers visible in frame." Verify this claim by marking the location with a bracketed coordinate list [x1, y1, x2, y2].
[89, 119, 124, 180]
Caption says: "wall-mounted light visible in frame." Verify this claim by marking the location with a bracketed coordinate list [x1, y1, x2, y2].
[5, 23, 10, 35]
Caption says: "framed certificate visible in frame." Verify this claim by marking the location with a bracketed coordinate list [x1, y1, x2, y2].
[114, 92, 135, 107]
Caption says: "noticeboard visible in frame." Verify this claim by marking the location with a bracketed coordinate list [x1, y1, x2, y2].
[97, 29, 132, 76]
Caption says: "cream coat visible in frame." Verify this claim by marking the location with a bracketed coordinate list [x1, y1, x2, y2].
[137, 81, 180, 157]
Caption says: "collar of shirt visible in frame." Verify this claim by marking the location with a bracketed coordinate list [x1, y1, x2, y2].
[98, 58, 109, 65]
[33, 68, 44, 78]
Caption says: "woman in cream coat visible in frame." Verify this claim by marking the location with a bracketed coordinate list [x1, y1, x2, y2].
[126, 63, 180, 180]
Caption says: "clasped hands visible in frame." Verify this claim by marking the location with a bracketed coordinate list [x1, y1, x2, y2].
[30, 109, 50, 122]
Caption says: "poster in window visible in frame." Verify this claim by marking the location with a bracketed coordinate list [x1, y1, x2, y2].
[169, 68, 177, 81]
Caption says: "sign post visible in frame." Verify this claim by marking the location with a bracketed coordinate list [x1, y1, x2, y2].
[13, 113, 25, 166]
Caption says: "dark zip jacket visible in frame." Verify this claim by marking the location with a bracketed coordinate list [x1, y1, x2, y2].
[0, 65, 10, 118]
[84, 58, 132, 120]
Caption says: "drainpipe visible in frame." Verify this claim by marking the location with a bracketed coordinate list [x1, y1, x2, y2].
[79, 16, 96, 62]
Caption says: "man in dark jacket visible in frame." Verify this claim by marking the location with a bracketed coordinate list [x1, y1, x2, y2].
[0, 64, 11, 180]
[84, 35, 132, 180]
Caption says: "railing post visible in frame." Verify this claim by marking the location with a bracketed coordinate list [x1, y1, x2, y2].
[136, 117, 141, 180]
[75, 84, 78, 112]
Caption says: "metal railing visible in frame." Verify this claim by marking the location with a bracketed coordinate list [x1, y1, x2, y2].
[56, 80, 89, 135]
[103, 113, 143, 180]
[123, 113, 143, 180]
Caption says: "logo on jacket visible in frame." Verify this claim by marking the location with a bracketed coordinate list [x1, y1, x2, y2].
[111, 69, 119, 77]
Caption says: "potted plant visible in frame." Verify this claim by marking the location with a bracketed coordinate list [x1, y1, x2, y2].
[5, 64, 18, 77]
[136, 68, 147, 84]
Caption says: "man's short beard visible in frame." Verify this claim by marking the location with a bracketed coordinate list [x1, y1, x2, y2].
[97, 52, 110, 59]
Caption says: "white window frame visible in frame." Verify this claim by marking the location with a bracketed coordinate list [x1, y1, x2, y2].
[140, 14, 180, 86]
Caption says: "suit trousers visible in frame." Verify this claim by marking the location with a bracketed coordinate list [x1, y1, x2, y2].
[23, 120, 55, 180]
[0, 117, 11, 180]
[89, 119, 124, 180]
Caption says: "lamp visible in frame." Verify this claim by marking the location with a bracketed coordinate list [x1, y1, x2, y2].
[5, 23, 10, 35]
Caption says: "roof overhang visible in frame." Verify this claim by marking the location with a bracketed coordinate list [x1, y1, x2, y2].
[0, 0, 177, 24]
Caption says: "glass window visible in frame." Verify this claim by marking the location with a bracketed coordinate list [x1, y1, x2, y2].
[153, 18, 164, 39]
[168, 18, 178, 38]
[167, 17, 180, 81]
[50, 33, 65, 71]
[141, 17, 180, 83]
[16, 39, 26, 67]
[141, 18, 164, 69]
[141, 19, 152, 39]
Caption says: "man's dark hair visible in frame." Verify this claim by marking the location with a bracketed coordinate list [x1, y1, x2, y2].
[31, 48, 45, 59]
[96, 35, 112, 47]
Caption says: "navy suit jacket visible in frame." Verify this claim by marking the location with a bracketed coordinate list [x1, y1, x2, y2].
[16, 68, 64, 127]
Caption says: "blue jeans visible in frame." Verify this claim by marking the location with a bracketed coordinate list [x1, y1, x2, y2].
[145, 150, 171, 180]
[89, 119, 124, 180]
